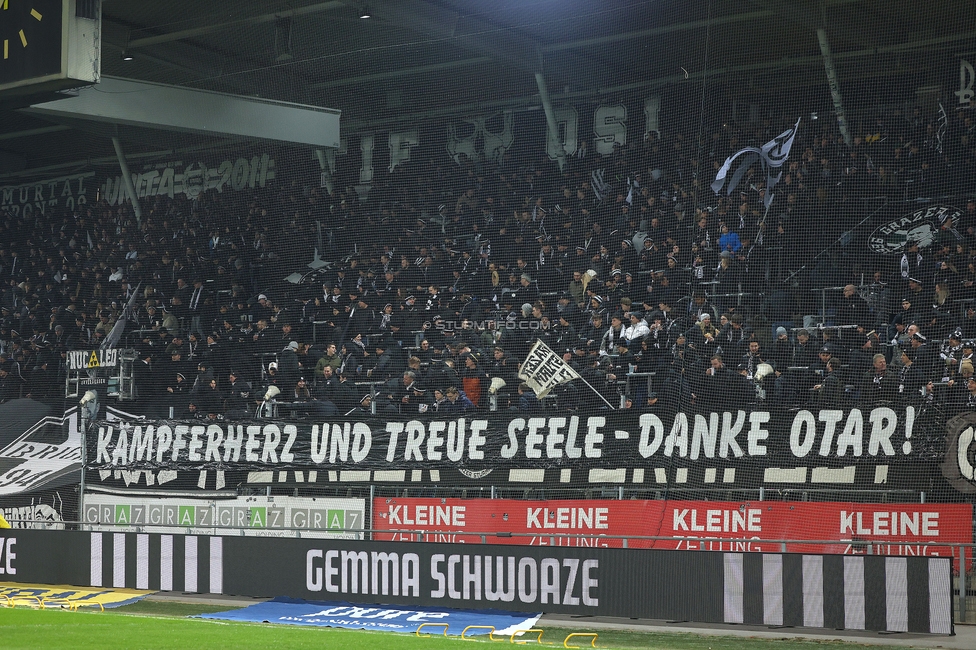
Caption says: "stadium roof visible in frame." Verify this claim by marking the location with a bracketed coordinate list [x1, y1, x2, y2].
[0, 0, 974, 180]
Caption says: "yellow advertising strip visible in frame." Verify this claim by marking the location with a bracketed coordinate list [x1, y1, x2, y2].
[0, 583, 154, 609]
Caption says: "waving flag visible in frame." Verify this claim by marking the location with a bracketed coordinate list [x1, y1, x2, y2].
[591, 168, 611, 203]
[102, 283, 142, 350]
[712, 118, 800, 209]
[518, 340, 581, 399]
[935, 102, 948, 154]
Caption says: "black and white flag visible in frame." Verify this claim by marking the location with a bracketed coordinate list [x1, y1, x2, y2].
[517, 340, 581, 398]
[102, 282, 141, 350]
[711, 118, 800, 210]
[935, 102, 948, 154]
[591, 168, 611, 203]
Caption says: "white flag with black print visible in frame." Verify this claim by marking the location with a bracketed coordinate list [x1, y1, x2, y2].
[711, 118, 800, 209]
[591, 168, 611, 203]
[518, 339, 581, 398]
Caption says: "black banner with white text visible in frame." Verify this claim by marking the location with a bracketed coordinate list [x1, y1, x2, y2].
[85, 406, 972, 498]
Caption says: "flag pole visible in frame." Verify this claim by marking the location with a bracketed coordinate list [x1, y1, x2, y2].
[574, 375, 617, 410]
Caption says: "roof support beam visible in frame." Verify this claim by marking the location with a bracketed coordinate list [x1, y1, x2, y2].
[816, 28, 852, 146]
[0, 125, 71, 141]
[112, 136, 142, 223]
[345, 29, 976, 130]
[536, 73, 566, 171]
[311, 56, 492, 89]
[336, 0, 606, 90]
[746, 0, 877, 49]
[124, 2, 345, 49]
[543, 0, 865, 53]
[543, 10, 773, 52]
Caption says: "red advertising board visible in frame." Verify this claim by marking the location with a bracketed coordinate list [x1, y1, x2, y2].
[374, 498, 658, 546]
[373, 498, 973, 560]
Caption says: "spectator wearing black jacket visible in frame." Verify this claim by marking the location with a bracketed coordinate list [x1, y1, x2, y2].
[488, 346, 517, 387]
[380, 370, 422, 413]
[192, 377, 223, 418]
[0, 364, 23, 402]
[270, 340, 297, 390]
[814, 357, 845, 407]
[792, 329, 818, 367]
[835, 284, 872, 330]
[368, 341, 405, 382]
[695, 354, 732, 411]
[224, 370, 251, 419]
[316, 367, 359, 413]
[517, 382, 541, 412]
[769, 327, 793, 371]
[860, 353, 898, 405]
[739, 340, 767, 380]
[897, 347, 927, 401]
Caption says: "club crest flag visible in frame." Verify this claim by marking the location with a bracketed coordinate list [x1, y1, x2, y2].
[711, 118, 800, 209]
[518, 340, 581, 398]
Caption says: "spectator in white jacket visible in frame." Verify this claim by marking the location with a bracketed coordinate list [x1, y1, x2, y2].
[623, 312, 650, 347]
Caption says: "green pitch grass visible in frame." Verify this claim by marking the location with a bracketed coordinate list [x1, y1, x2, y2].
[0, 601, 908, 650]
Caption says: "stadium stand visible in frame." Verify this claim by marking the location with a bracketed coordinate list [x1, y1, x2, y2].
[1, 102, 974, 420]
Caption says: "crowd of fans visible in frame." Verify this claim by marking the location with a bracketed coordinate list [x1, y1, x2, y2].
[1, 100, 976, 419]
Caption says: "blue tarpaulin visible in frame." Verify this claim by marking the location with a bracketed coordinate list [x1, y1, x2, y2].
[196, 597, 542, 636]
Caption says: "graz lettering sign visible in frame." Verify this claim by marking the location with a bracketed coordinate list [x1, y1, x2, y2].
[86, 406, 962, 495]
[82, 494, 364, 539]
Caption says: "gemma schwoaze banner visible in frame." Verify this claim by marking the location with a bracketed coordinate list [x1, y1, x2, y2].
[86, 406, 966, 494]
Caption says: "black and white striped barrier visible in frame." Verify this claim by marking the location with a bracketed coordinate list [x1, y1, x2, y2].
[0, 530, 956, 635]
[723, 553, 952, 634]
[89, 532, 222, 595]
